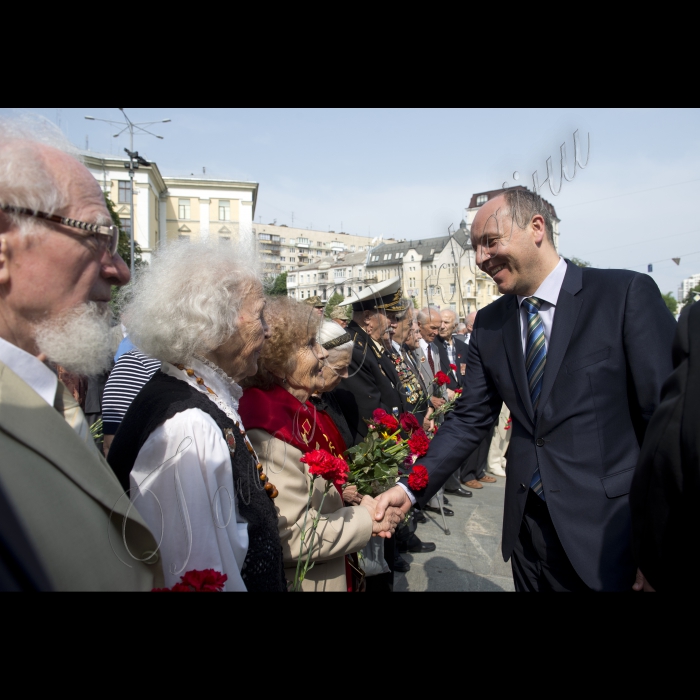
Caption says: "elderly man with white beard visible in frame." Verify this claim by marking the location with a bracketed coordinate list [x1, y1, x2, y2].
[0, 116, 162, 591]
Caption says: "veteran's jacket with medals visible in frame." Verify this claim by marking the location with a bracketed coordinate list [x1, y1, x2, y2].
[332, 321, 410, 446]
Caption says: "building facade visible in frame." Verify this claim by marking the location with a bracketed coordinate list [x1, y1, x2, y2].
[253, 223, 396, 277]
[83, 153, 258, 263]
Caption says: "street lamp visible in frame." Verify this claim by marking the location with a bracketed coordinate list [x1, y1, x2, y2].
[85, 109, 170, 275]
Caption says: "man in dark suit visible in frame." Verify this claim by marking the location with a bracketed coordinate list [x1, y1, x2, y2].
[374, 188, 676, 591]
[630, 300, 700, 591]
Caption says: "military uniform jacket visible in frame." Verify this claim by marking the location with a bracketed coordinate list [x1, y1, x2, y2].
[332, 321, 409, 446]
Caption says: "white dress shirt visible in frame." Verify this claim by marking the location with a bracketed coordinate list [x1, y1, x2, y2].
[517, 257, 567, 354]
[0, 336, 58, 407]
[129, 357, 249, 591]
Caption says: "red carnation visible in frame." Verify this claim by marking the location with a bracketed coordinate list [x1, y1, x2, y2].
[400, 412, 421, 434]
[408, 429, 430, 457]
[152, 568, 228, 592]
[378, 414, 399, 431]
[301, 449, 349, 487]
[455, 388, 463, 395]
[408, 465, 429, 491]
[372, 408, 388, 422]
[450, 363, 457, 372]
[182, 568, 229, 592]
[434, 371, 450, 386]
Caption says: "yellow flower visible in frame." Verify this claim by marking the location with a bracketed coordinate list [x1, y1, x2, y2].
[381, 431, 399, 442]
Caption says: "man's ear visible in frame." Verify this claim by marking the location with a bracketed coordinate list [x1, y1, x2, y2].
[530, 214, 547, 245]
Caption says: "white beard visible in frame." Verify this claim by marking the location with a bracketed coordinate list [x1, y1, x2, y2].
[34, 302, 121, 376]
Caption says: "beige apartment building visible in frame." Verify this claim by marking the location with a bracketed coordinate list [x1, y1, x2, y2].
[253, 223, 396, 276]
[83, 153, 258, 262]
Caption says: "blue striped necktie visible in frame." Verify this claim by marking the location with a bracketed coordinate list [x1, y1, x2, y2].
[523, 297, 546, 500]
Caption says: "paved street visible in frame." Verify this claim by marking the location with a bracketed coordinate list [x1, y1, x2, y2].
[395, 475, 515, 592]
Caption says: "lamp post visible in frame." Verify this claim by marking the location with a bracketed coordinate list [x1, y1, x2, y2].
[85, 109, 170, 275]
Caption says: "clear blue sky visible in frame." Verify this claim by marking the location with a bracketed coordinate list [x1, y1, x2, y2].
[7, 107, 700, 299]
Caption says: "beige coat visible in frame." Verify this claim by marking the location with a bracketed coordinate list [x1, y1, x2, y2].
[248, 429, 373, 592]
[0, 361, 163, 591]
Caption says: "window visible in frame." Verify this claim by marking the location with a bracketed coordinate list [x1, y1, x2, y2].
[358, 286, 363, 291]
[410, 255, 414, 261]
[220, 236, 231, 244]
[280, 257, 286, 262]
[118, 181, 131, 203]
[347, 287, 352, 296]
[178, 235, 190, 242]
[476, 194, 488, 206]
[289, 257, 296, 262]
[450, 283, 456, 295]
[259, 233, 271, 241]
[219, 200, 230, 220]
[120, 217, 131, 238]
[313, 274, 317, 281]
[178, 199, 191, 219]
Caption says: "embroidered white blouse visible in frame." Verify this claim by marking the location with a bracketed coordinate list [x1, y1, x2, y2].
[129, 356, 249, 591]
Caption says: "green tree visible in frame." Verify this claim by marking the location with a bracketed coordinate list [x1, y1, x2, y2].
[267, 271, 288, 296]
[412, 297, 419, 309]
[662, 292, 678, 315]
[568, 257, 591, 268]
[324, 292, 345, 318]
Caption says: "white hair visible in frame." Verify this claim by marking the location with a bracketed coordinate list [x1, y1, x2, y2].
[417, 307, 441, 325]
[319, 320, 353, 354]
[122, 240, 262, 364]
[0, 114, 81, 234]
[34, 302, 121, 376]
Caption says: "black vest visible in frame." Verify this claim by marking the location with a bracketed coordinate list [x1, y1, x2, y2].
[108, 371, 286, 592]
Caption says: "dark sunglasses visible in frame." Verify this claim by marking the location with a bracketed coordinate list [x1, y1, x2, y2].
[0, 203, 119, 257]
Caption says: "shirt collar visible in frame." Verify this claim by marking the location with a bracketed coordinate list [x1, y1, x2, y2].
[517, 257, 567, 308]
[0, 336, 58, 407]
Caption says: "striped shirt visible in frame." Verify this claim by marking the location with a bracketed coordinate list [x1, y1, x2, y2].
[102, 350, 161, 435]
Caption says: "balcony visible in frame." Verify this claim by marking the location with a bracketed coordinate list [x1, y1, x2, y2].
[363, 275, 378, 284]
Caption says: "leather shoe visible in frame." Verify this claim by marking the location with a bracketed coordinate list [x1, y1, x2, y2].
[423, 505, 454, 516]
[443, 496, 450, 506]
[462, 479, 483, 489]
[393, 553, 411, 572]
[445, 487, 473, 498]
[479, 475, 497, 483]
[398, 536, 437, 554]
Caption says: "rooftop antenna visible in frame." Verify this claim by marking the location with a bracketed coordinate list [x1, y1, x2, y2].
[84, 109, 171, 275]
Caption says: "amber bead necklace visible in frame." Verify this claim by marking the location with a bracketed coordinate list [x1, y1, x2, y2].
[175, 363, 278, 500]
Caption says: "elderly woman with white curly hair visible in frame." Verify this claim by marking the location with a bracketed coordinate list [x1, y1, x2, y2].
[107, 241, 287, 592]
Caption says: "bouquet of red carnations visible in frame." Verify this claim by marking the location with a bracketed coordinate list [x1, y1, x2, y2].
[345, 408, 433, 496]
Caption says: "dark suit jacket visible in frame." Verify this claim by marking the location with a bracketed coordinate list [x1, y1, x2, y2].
[403, 262, 676, 590]
[630, 301, 700, 590]
[332, 321, 408, 446]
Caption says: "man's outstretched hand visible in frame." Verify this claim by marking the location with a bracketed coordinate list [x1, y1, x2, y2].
[373, 485, 413, 538]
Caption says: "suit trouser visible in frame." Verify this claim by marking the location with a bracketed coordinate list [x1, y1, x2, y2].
[459, 436, 490, 483]
[487, 404, 511, 473]
[510, 490, 591, 592]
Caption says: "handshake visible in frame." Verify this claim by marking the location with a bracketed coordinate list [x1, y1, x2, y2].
[343, 484, 414, 537]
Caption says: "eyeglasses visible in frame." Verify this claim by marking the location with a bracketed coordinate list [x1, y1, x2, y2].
[0, 203, 119, 257]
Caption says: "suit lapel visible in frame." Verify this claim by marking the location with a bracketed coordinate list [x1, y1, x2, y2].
[502, 295, 535, 424]
[537, 262, 583, 418]
[0, 361, 151, 530]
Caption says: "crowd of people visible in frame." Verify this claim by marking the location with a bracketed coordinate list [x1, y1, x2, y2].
[1, 114, 698, 592]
